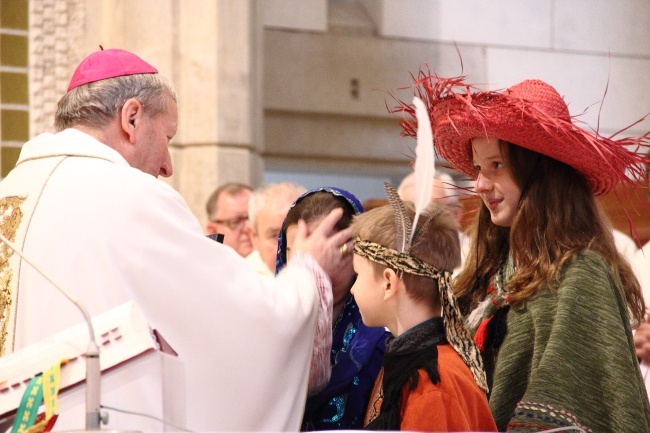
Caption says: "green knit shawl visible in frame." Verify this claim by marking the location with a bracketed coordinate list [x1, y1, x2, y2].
[489, 251, 650, 432]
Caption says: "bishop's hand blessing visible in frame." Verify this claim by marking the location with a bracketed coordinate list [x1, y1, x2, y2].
[291, 208, 353, 279]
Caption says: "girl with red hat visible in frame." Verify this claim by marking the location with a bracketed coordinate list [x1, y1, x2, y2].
[396, 74, 650, 432]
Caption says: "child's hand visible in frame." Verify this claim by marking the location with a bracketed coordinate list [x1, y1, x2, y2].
[291, 208, 353, 278]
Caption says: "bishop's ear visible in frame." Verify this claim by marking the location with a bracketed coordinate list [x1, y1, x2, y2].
[120, 98, 144, 143]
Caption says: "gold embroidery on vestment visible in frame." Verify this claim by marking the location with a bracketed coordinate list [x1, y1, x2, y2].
[0, 196, 26, 356]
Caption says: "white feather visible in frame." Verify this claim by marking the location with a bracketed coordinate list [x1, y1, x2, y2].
[466, 297, 492, 330]
[410, 96, 435, 244]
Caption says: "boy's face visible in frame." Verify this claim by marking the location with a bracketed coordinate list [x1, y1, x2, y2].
[351, 254, 386, 328]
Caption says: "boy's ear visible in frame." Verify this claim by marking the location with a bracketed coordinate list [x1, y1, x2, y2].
[382, 268, 399, 301]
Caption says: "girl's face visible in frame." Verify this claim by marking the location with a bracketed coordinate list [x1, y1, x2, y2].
[285, 218, 356, 304]
[471, 137, 522, 227]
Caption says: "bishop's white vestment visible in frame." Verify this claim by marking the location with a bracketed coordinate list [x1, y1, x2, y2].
[0, 128, 329, 431]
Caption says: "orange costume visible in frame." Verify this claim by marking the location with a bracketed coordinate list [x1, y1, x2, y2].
[365, 343, 496, 432]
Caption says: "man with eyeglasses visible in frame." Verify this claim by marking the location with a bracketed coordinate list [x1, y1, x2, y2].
[205, 182, 254, 257]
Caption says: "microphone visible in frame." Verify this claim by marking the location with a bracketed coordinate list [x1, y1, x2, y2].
[0, 232, 106, 430]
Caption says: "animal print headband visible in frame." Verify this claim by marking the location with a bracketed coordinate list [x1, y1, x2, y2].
[353, 238, 448, 280]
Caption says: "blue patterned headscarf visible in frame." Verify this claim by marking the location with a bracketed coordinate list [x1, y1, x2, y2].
[274, 186, 388, 431]
[275, 186, 364, 274]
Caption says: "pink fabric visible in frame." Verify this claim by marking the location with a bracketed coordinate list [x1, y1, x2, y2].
[291, 252, 333, 395]
[67, 48, 157, 91]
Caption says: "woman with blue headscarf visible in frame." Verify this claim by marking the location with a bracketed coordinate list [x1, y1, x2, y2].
[276, 187, 390, 431]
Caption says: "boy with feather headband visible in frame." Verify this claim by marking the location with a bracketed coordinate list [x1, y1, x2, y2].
[349, 98, 496, 432]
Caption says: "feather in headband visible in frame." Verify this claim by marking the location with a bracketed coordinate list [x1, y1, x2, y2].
[380, 96, 489, 392]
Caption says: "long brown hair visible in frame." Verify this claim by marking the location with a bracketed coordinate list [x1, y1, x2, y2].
[454, 140, 645, 325]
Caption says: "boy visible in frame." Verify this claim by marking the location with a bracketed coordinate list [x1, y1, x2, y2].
[350, 201, 496, 432]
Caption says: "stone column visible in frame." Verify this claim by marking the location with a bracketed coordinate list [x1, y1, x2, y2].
[171, 0, 264, 228]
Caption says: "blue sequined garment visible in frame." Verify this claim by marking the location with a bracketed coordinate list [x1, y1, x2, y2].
[275, 187, 390, 431]
[301, 294, 388, 431]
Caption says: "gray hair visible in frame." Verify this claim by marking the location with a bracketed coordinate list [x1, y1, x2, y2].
[54, 73, 177, 131]
[433, 171, 459, 205]
[397, 172, 416, 200]
[248, 182, 306, 232]
[397, 171, 459, 205]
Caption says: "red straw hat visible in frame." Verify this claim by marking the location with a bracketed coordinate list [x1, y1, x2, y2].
[394, 73, 649, 196]
[67, 47, 158, 92]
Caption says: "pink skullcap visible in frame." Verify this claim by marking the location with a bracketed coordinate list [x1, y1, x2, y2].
[67, 48, 158, 92]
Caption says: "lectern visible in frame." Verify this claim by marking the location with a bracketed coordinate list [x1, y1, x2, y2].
[0, 302, 185, 432]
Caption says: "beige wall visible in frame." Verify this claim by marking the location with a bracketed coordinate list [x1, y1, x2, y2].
[263, 0, 650, 160]
[18, 0, 650, 221]
[261, 0, 650, 201]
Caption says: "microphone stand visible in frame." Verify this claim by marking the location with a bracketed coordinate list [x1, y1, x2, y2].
[0, 233, 106, 430]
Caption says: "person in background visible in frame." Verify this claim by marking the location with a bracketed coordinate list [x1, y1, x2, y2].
[276, 187, 390, 431]
[632, 161, 650, 399]
[205, 182, 253, 257]
[350, 200, 496, 432]
[397, 73, 650, 432]
[634, 240, 650, 399]
[398, 171, 469, 274]
[0, 48, 352, 432]
[361, 197, 389, 211]
[613, 228, 639, 264]
[246, 182, 306, 278]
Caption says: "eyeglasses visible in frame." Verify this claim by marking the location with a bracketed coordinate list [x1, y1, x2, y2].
[211, 215, 249, 231]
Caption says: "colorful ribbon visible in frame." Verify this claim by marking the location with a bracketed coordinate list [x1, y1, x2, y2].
[12, 362, 61, 433]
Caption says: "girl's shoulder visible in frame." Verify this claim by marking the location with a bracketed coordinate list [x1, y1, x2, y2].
[573, 249, 608, 266]
[561, 249, 612, 286]
[528, 249, 618, 311]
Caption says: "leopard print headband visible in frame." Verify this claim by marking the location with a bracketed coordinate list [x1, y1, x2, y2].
[353, 238, 448, 280]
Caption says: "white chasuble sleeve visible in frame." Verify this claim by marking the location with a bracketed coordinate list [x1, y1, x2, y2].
[15, 155, 321, 431]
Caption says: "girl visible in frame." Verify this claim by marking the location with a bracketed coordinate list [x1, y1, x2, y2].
[276, 187, 390, 431]
[398, 76, 650, 432]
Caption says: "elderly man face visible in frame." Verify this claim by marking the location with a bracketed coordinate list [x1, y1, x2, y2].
[250, 200, 288, 273]
[207, 189, 254, 257]
[129, 95, 177, 178]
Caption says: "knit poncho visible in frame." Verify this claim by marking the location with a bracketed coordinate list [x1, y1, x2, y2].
[485, 251, 650, 432]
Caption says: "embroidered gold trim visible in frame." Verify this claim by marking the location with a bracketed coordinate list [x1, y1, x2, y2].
[0, 196, 26, 356]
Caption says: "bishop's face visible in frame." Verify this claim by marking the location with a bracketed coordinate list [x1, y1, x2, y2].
[132, 95, 177, 178]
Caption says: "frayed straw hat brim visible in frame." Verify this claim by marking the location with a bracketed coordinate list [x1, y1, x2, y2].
[394, 74, 649, 196]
